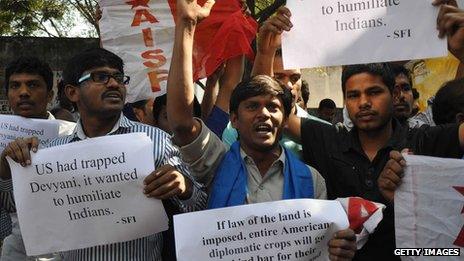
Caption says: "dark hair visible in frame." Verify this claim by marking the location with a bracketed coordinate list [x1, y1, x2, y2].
[131, 99, 149, 110]
[341, 63, 395, 95]
[412, 88, 420, 100]
[4, 56, 53, 93]
[390, 64, 412, 85]
[153, 94, 167, 121]
[230, 75, 293, 118]
[56, 80, 76, 112]
[318, 98, 336, 110]
[432, 78, 464, 125]
[62, 48, 124, 86]
[152, 94, 201, 120]
[301, 80, 310, 105]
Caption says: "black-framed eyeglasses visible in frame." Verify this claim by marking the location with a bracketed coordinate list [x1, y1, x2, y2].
[78, 72, 130, 85]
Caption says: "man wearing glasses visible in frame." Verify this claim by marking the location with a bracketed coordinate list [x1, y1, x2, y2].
[1, 48, 206, 260]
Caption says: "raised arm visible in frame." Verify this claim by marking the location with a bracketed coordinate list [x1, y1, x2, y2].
[251, 7, 292, 77]
[215, 55, 245, 112]
[167, 0, 215, 146]
[434, 0, 464, 63]
[433, 0, 464, 150]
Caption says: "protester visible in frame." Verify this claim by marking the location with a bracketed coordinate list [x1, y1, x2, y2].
[166, 1, 356, 260]
[0, 48, 206, 260]
[379, 77, 464, 204]
[0, 57, 77, 261]
[251, 1, 464, 259]
[222, 40, 330, 159]
[129, 98, 155, 126]
[432, 78, 464, 125]
[298, 79, 310, 110]
[317, 98, 337, 123]
[391, 65, 414, 125]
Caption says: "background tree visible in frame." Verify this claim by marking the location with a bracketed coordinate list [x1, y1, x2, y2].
[0, 0, 98, 37]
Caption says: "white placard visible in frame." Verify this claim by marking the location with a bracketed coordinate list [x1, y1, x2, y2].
[282, 0, 447, 69]
[0, 114, 59, 153]
[8, 133, 168, 256]
[174, 199, 349, 261]
[396, 155, 464, 260]
[99, 0, 175, 102]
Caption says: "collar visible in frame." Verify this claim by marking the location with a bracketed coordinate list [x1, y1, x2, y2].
[71, 113, 133, 141]
[343, 118, 406, 153]
[46, 111, 55, 120]
[240, 145, 285, 167]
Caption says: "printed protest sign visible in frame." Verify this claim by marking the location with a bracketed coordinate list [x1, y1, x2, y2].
[395, 155, 464, 260]
[282, 0, 447, 69]
[0, 115, 59, 152]
[8, 133, 168, 256]
[174, 199, 349, 261]
[99, 0, 175, 102]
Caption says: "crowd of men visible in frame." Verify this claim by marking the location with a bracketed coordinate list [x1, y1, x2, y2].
[0, 0, 463, 260]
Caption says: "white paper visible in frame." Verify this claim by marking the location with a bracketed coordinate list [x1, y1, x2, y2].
[8, 133, 168, 256]
[396, 155, 464, 260]
[99, 0, 175, 102]
[0, 114, 59, 152]
[174, 199, 349, 261]
[283, 0, 447, 69]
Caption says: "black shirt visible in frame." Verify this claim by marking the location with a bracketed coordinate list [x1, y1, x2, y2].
[301, 119, 463, 261]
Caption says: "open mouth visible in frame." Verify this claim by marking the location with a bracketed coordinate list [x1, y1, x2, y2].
[254, 123, 273, 134]
[102, 91, 122, 101]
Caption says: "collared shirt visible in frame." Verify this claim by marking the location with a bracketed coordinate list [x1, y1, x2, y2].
[2, 114, 206, 261]
[178, 119, 327, 201]
[50, 114, 206, 261]
[241, 148, 326, 203]
[300, 118, 463, 260]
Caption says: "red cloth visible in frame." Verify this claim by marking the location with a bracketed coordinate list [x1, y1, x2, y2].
[168, 0, 258, 81]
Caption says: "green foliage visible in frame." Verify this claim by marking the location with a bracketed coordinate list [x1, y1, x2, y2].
[0, 0, 98, 37]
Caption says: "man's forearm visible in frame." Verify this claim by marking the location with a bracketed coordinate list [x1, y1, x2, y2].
[251, 52, 275, 77]
[167, 21, 201, 146]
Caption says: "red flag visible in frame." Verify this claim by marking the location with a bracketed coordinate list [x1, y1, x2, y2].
[168, 0, 258, 81]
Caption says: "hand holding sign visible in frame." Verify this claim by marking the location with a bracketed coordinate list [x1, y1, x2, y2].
[328, 229, 357, 260]
[143, 164, 193, 200]
[0, 137, 39, 179]
[282, 0, 448, 68]
[7, 133, 169, 256]
[175, 0, 216, 23]
[257, 7, 292, 55]
[434, 0, 464, 61]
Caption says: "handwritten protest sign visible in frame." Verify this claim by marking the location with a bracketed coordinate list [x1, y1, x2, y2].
[282, 0, 447, 69]
[0, 115, 59, 152]
[174, 199, 349, 261]
[396, 155, 464, 259]
[7, 133, 168, 256]
[99, 0, 174, 102]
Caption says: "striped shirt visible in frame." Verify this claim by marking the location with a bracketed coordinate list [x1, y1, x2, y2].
[2, 115, 207, 261]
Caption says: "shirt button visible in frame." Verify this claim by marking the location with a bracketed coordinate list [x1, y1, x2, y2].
[367, 167, 374, 175]
[365, 179, 374, 188]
